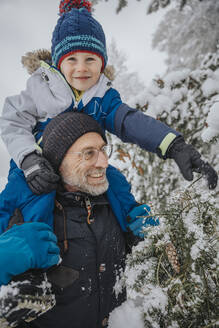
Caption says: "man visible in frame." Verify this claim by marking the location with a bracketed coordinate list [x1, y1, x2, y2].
[0, 111, 154, 328]
[25, 111, 146, 328]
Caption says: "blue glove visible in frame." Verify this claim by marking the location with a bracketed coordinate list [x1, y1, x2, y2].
[127, 204, 159, 238]
[0, 222, 60, 286]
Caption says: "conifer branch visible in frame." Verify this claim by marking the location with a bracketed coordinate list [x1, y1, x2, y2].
[156, 253, 163, 285]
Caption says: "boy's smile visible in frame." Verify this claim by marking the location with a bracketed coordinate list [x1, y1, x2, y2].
[60, 52, 103, 92]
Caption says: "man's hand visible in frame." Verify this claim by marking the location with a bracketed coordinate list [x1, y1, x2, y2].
[21, 152, 60, 195]
[0, 219, 60, 286]
[127, 204, 159, 238]
[166, 137, 218, 190]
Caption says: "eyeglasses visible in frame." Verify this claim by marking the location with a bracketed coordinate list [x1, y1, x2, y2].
[71, 144, 113, 164]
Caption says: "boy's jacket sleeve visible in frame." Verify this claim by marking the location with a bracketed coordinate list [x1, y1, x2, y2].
[97, 87, 180, 155]
[0, 67, 73, 168]
[113, 102, 181, 154]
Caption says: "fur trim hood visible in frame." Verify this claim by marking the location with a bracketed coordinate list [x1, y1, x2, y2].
[21, 49, 115, 81]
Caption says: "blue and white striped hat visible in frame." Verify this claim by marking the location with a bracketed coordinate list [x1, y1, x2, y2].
[51, 0, 107, 71]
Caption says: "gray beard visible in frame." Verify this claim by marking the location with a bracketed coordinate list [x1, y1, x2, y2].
[80, 179, 109, 196]
[62, 169, 109, 196]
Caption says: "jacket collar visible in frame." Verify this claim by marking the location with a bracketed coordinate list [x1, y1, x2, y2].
[56, 184, 108, 207]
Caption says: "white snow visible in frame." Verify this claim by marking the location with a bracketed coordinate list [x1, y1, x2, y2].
[164, 70, 190, 86]
[0, 284, 19, 299]
[148, 94, 174, 117]
[202, 101, 219, 141]
[141, 285, 168, 314]
[108, 300, 144, 328]
[201, 69, 219, 97]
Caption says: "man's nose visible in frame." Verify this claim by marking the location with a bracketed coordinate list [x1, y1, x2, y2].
[94, 151, 108, 168]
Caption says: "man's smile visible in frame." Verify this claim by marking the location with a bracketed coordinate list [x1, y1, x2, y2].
[88, 173, 105, 181]
[86, 169, 106, 184]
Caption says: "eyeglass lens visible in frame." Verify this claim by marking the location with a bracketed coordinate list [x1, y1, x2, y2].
[83, 145, 112, 162]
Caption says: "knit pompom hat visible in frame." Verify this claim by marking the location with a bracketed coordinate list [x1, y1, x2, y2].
[42, 112, 107, 171]
[51, 0, 107, 71]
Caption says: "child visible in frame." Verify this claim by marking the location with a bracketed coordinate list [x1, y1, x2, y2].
[0, 0, 217, 234]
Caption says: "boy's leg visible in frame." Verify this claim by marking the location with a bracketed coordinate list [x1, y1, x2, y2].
[0, 163, 55, 233]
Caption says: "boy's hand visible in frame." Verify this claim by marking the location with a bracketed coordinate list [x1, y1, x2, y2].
[166, 137, 218, 190]
[21, 152, 60, 195]
[127, 204, 159, 238]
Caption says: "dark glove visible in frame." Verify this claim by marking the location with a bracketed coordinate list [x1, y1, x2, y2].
[127, 204, 159, 238]
[0, 270, 56, 326]
[166, 137, 218, 190]
[21, 152, 60, 195]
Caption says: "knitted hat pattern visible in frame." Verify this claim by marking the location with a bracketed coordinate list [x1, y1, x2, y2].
[42, 112, 107, 171]
[51, 0, 108, 70]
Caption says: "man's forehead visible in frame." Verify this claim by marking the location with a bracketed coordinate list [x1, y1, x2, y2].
[68, 132, 105, 152]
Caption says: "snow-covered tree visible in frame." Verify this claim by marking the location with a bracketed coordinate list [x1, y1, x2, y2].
[152, 0, 219, 70]
[109, 49, 219, 210]
[107, 40, 219, 328]
[147, 0, 171, 14]
[147, 0, 194, 14]
[92, 0, 203, 15]
[112, 185, 219, 327]
[201, 48, 219, 143]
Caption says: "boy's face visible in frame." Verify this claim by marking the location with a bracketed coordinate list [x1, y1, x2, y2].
[60, 52, 102, 91]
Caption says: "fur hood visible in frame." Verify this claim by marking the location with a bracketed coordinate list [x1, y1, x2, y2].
[21, 49, 115, 81]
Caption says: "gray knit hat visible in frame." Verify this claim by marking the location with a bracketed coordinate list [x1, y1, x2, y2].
[42, 112, 106, 171]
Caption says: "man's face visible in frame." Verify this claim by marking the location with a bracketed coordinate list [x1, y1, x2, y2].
[59, 132, 109, 196]
[60, 52, 102, 91]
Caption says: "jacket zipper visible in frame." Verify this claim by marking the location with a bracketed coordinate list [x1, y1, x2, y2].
[49, 65, 78, 108]
[85, 197, 93, 224]
[55, 200, 68, 253]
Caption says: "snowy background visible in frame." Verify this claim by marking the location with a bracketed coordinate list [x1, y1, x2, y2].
[0, 1, 219, 327]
